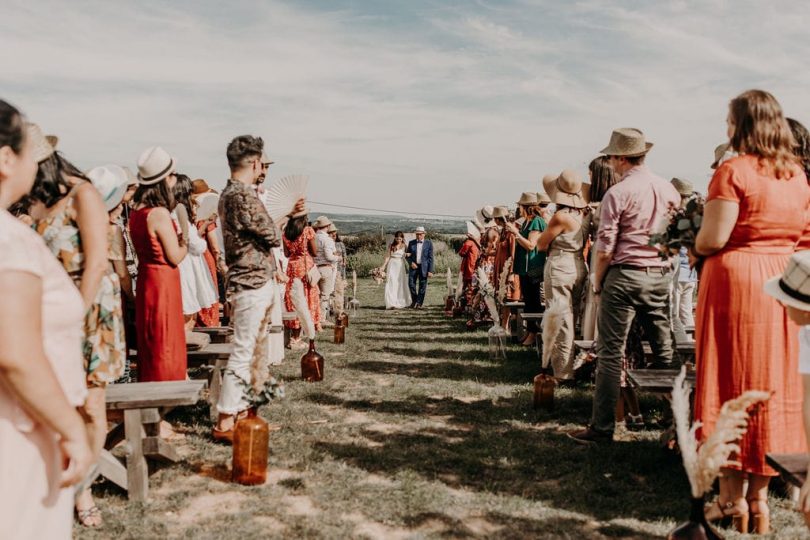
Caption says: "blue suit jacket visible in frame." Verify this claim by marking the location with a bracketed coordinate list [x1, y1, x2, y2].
[406, 239, 434, 277]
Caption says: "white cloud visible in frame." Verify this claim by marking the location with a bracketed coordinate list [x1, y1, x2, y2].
[1, 0, 808, 215]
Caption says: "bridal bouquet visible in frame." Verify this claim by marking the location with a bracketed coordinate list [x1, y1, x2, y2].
[371, 267, 386, 285]
[648, 195, 705, 260]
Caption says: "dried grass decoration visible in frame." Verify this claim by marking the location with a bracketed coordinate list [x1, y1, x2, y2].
[667, 367, 770, 539]
[349, 270, 361, 313]
[476, 267, 508, 360]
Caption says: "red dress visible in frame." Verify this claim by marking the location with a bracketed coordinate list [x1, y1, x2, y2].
[694, 155, 810, 475]
[129, 208, 187, 381]
[196, 220, 221, 327]
[284, 226, 321, 329]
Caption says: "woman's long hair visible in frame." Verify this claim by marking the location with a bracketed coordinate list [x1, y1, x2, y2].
[29, 152, 89, 208]
[521, 203, 542, 221]
[728, 89, 799, 179]
[588, 156, 620, 203]
[284, 214, 307, 242]
[787, 117, 810, 181]
[173, 173, 194, 221]
[133, 178, 175, 210]
[390, 231, 405, 251]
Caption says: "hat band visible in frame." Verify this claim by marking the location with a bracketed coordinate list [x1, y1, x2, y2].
[140, 160, 174, 183]
[778, 278, 810, 304]
[555, 178, 581, 196]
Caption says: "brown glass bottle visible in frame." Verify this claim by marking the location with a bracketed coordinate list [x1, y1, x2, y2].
[334, 319, 345, 344]
[337, 311, 349, 328]
[301, 339, 324, 381]
[232, 408, 269, 485]
[533, 373, 556, 411]
[667, 496, 723, 539]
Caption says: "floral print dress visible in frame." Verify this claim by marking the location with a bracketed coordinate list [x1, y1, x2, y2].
[36, 190, 125, 386]
[284, 226, 321, 330]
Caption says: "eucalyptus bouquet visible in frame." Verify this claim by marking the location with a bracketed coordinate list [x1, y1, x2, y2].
[648, 195, 705, 260]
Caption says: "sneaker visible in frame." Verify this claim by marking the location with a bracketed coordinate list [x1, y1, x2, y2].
[567, 426, 613, 445]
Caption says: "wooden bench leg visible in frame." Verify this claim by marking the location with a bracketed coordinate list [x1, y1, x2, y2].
[124, 409, 148, 501]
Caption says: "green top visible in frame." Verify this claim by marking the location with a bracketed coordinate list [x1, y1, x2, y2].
[514, 216, 547, 276]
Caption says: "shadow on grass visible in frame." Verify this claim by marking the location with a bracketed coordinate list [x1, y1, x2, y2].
[306, 392, 685, 523]
[349, 357, 538, 385]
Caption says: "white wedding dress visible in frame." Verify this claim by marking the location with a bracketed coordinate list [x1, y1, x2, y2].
[385, 249, 412, 309]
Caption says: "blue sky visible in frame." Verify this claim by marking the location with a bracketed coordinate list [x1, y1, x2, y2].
[2, 0, 808, 216]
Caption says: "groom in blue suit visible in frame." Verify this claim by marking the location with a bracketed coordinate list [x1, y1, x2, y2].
[405, 226, 434, 308]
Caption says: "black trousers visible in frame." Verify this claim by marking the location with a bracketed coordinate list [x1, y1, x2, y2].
[519, 274, 543, 332]
[408, 269, 428, 306]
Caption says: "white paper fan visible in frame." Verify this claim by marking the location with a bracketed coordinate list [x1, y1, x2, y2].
[195, 192, 219, 221]
[264, 174, 309, 226]
[466, 221, 481, 240]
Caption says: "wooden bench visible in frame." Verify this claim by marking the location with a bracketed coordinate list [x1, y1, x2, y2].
[766, 453, 808, 488]
[90, 380, 207, 501]
[192, 326, 233, 343]
[626, 369, 695, 394]
[504, 301, 525, 342]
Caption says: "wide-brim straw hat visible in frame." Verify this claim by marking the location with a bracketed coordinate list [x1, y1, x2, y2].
[536, 192, 552, 205]
[492, 206, 509, 219]
[541, 174, 556, 198]
[26, 123, 55, 163]
[516, 192, 538, 206]
[192, 178, 216, 195]
[87, 164, 129, 212]
[549, 169, 587, 209]
[137, 146, 176, 185]
[711, 142, 731, 169]
[764, 250, 810, 311]
[122, 166, 138, 187]
[465, 221, 481, 241]
[327, 223, 337, 233]
[312, 215, 332, 229]
[600, 127, 653, 157]
[414, 226, 426, 234]
[671, 177, 694, 196]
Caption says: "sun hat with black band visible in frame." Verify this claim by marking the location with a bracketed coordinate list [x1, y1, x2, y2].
[764, 250, 810, 311]
[136, 146, 176, 185]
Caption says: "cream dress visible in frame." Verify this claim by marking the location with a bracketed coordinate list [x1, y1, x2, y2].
[0, 210, 87, 540]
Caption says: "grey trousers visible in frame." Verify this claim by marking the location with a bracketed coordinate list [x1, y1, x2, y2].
[590, 266, 674, 434]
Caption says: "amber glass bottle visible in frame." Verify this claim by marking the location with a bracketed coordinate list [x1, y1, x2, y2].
[301, 339, 324, 381]
[533, 373, 556, 411]
[338, 311, 349, 328]
[334, 319, 345, 344]
[232, 408, 269, 485]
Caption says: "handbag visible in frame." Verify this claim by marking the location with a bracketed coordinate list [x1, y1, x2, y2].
[307, 265, 322, 286]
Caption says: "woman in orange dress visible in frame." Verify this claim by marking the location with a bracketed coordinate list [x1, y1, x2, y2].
[284, 215, 321, 347]
[695, 90, 810, 534]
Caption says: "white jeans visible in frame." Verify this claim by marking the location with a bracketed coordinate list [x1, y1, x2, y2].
[673, 281, 696, 338]
[217, 280, 275, 415]
[317, 265, 336, 317]
[268, 279, 285, 365]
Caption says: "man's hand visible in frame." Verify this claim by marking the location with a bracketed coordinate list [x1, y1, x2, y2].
[59, 429, 93, 488]
[427, 272, 434, 278]
[411, 263, 418, 270]
[292, 198, 306, 216]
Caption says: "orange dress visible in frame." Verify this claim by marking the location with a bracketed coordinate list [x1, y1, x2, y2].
[196, 220, 221, 327]
[694, 155, 810, 475]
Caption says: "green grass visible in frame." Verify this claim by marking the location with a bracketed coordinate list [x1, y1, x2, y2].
[77, 279, 810, 539]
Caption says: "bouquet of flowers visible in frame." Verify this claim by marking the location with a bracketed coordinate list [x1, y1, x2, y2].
[371, 267, 386, 285]
[648, 195, 705, 260]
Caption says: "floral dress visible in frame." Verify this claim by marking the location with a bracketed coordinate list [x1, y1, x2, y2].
[468, 244, 497, 326]
[36, 189, 125, 386]
[284, 226, 321, 330]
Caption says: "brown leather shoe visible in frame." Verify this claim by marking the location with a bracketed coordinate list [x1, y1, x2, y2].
[567, 427, 613, 445]
[212, 427, 234, 444]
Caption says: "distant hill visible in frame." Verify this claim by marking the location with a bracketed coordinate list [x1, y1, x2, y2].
[309, 213, 466, 235]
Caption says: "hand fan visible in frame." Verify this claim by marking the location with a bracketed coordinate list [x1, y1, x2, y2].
[195, 192, 219, 221]
[466, 221, 481, 240]
[264, 174, 308, 227]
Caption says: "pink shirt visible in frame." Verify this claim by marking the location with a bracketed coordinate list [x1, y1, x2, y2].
[596, 165, 680, 267]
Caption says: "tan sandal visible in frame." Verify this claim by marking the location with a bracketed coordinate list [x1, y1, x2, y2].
[76, 505, 102, 528]
[704, 499, 748, 532]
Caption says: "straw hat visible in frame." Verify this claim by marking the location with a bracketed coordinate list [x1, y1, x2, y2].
[137, 146, 176, 185]
[327, 223, 337, 233]
[550, 170, 587, 209]
[600, 128, 653, 157]
[192, 178, 215, 195]
[711, 142, 731, 169]
[87, 164, 129, 211]
[465, 221, 481, 241]
[516, 192, 538, 206]
[671, 177, 694, 197]
[764, 250, 810, 311]
[414, 226, 426, 234]
[492, 206, 509, 219]
[122, 166, 138, 187]
[536, 192, 552, 205]
[541, 174, 556, 197]
[261, 150, 274, 166]
[312, 215, 332, 229]
[26, 123, 55, 163]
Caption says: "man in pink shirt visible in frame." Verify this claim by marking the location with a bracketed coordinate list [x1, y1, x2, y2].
[570, 128, 681, 445]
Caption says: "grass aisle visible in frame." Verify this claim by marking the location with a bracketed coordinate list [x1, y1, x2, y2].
[80, 279, 808, 539]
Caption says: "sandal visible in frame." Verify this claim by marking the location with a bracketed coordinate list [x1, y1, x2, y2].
[747, 496, 770, 534]
[704, 498, 748, 532]
[76, 505, 103, 528]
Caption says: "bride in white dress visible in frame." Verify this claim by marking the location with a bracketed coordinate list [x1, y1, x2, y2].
[380, 232, 412, 309]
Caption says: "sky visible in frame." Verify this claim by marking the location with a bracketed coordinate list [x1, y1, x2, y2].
[2, 0, 808, 217]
